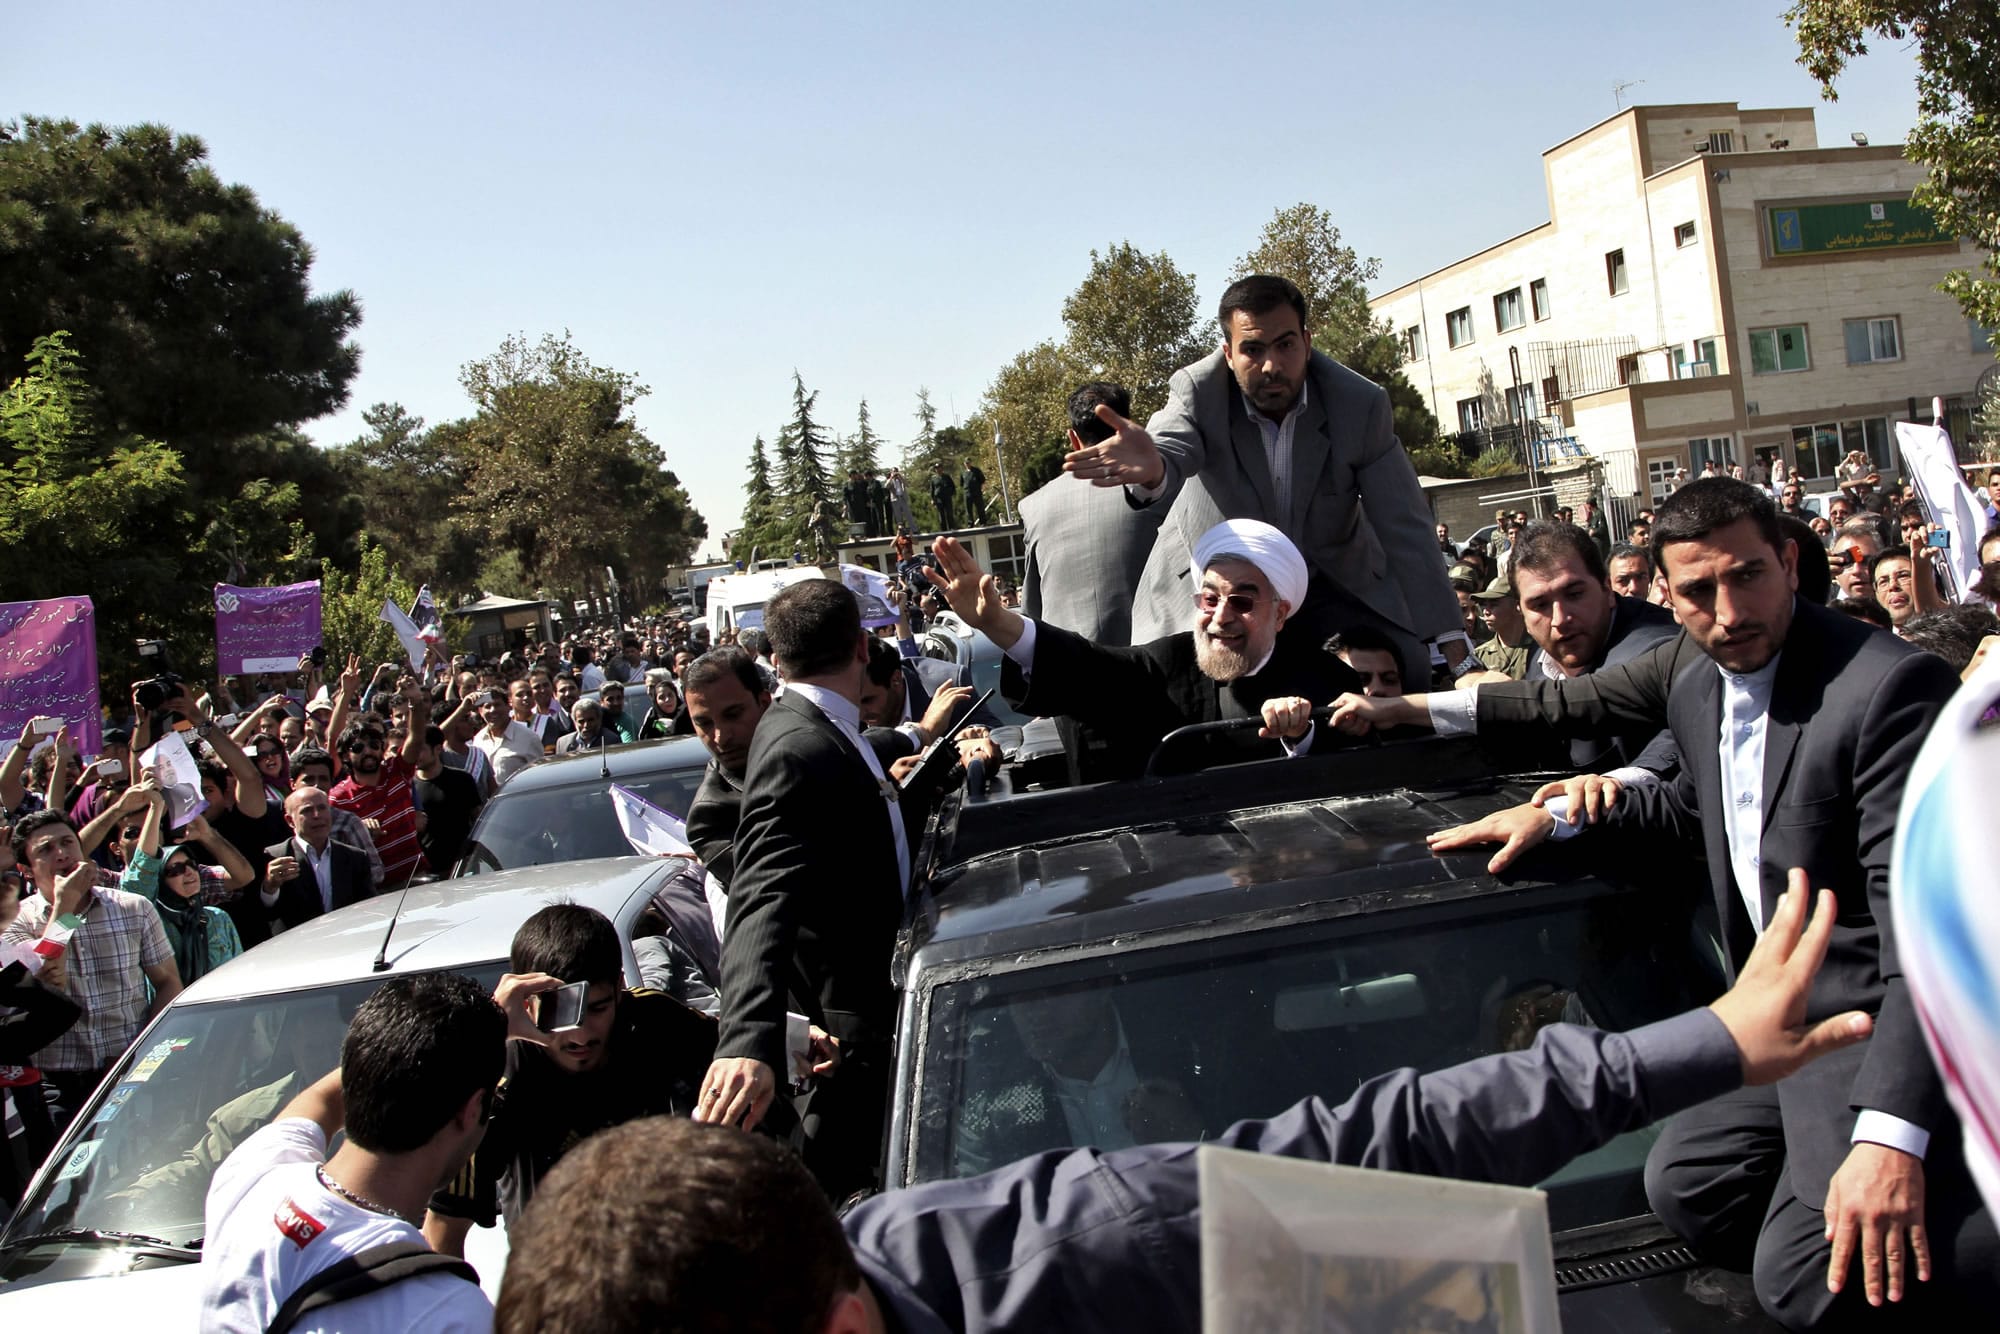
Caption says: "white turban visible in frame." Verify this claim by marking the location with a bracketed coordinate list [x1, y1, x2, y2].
[1190, 519, 1309, 613]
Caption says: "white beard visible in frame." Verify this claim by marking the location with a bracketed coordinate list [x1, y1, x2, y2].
[1194, 633, 1255, 683]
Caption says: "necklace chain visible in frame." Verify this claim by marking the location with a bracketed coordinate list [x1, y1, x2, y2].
[316, 1165, 407, 1223]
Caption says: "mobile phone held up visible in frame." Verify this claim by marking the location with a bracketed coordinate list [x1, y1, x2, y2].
[535, 979, 590, 1033]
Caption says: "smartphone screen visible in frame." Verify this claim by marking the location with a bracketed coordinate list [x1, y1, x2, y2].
[31, 717, 62, 736]
[98, 759, 125, 778]
[535, 980, 589, 1033]
[215, 713, 240, 728]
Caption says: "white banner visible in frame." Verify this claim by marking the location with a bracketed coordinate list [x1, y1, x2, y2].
[1896, 420, 1984, 601]
[608, 783, 691, 858]
[379, 598, 428, 672]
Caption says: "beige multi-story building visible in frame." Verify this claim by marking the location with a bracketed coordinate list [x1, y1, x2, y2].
[1372, 102, 1994, 506]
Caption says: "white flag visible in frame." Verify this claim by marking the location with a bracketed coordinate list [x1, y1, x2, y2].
[379, 598, 427, 671]
[1895, 420, 1985, 601]
[608, 783, 692, 858]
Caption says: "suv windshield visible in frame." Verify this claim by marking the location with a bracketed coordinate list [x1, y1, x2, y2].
[910, 887, 1713, 1233]
[0, 967, 502, 1280]
[459, 769, 705, 874]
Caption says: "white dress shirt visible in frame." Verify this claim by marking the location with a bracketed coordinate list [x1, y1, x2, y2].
[1125, 382, 1310, 518]
[783, 681, 912, 900]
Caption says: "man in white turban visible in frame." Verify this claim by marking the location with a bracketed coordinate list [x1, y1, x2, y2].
[922, 522, 1362, 782]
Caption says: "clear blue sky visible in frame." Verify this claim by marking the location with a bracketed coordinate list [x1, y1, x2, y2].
[10, 2, 1922, 561]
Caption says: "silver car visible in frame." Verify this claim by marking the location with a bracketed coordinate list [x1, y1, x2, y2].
[0, 857, 691, 1319]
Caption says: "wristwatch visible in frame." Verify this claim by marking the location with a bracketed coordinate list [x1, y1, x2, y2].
[1449, 655, 1478, 679]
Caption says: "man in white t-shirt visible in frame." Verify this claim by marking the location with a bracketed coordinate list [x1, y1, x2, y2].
[470, 690, 542, 788]
[201, 970, 553, 1333]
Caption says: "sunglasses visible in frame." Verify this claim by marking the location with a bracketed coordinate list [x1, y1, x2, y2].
[347, 738, 384, 752]
[1194, 590, 1261, 616]
[119, 825, 144, 840]
[164, 861, 197, 877]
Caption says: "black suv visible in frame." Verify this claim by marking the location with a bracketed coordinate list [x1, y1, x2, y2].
[887, 734, 1779, 1331]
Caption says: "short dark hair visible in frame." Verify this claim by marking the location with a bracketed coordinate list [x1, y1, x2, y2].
[1901, 606, 2000, 674]
[1651, 478, 1783, 575]
[423, 724, 446, 749]
[1325, 625, 1399, 658]
[1833, 597, 1894, 629]
[338, 722, 385, 756]
[681, 647, 764, 699]
[1777, 515, 1831, 605]
[1067, 381, 1132, 446]
[763, 580, 860, 679]
[1867, 544, 1916, 583]
[1510, 522, 1607, 583]
[864, 634, 904, 688]
[11, 809, 77, 861]
[340, 972, 504, 1153]
[511, 902, 622, 986]
[291, 746, 335, 778]
[1897, 500, 1926, 525]
[1607, 543, 1654, 579]
[495, 1117, 859, 1334]
[1218, 273, 1308, 341]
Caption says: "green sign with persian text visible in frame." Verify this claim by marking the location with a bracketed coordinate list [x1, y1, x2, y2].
[1765, 198, 1953, 258]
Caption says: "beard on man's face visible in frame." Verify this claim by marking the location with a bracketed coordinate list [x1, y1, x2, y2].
[1193, 631, 1255, 683]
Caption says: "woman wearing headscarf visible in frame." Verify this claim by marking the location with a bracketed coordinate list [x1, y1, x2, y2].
[638, 670, 693, 739]
[117, 787, 248, 984]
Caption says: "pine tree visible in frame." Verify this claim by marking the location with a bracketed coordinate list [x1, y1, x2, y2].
[782, 371, 839, 560]
[738, 434, 783, 561]
[849, 399, 882, 475]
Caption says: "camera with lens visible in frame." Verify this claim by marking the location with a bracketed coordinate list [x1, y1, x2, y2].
[135, 671, 186, 713]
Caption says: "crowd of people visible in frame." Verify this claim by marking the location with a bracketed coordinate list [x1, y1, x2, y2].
[3, 273, 1999, 1331]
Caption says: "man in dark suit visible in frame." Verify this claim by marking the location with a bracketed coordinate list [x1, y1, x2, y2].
[1331, 478, 1995, 1327]
[695, 581, 919, 1198]
[681, 648, 774, 889]
[925, 520, 1361, 782]
[1499, 520, 1678, 776]
[959, 458, 987, 526]
[1018, 381, 1167, 647]
[259, 786, 376, 932]
[927, 463, 956, 530]
[1062, 275, 1469, 687]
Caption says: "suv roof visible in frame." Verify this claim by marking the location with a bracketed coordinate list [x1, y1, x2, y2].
[909, 736, 1560, 967]
[175, 855, 671, 1003]
[498, 735, 710, 795]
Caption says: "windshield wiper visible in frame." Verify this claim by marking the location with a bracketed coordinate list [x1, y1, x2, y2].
[0, 1228, 201, 1259]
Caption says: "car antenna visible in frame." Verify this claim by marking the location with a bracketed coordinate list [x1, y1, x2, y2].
[600, 743, 611, 780]
[371, 877, 418, 972]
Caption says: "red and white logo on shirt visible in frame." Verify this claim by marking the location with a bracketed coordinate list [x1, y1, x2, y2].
[273, 1197, 324, 1249]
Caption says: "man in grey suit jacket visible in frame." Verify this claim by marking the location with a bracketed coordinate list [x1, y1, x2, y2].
[1332, 479, 1995, 1327]
[1018, 381, 1165, 646]
[497, 882, 1873, 1332]
[1064, 275, 1467, 685]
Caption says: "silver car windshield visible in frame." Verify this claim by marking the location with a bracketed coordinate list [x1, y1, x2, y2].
[0, 966, 502, 1271]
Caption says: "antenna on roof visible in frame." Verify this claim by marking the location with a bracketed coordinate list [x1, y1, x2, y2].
[1613, 79, 1644, 110]
[371, 876, 419, 972]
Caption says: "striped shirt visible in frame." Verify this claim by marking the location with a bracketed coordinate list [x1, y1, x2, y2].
[330, 756, 423, 886]
[2, 885, 172, 1072]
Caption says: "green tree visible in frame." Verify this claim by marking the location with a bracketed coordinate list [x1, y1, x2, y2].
[1060, 243, 1205, 419]
[844, 399, 884, 476]
[980, 341, 1085, 498]
[0, 333, 195, 682]
[736, 434, 786, 562]
[777, 371, 839, 558]
[1787, 2, 2000, 340]
[450, 332, 705, 597]
[1231, 203, 1384, 361]
[0, 118, 361, 443]
[318, 534, 418, 670]
[332, 403, 479, 595]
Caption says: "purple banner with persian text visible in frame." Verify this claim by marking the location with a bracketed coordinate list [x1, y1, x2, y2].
[214, 581, 322, 676]
[0, 597, 102, 755]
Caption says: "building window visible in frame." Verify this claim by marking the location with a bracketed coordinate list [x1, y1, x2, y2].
[1668, 346, 1690, 380]
[1505, 384, 1538, 423]
[1446, 307, 1474, 348]
[1673, 220, 1698, 248]
[1456, 397, 1486, 433]
[1694, 337, 1719, 374]
[1789, 417, 1889, 479]
[1689, 438, 1736, 471]
[1540, 374, 1560, 407]
[1749, 325, 1809, 374]
[1616, 353, 1640, 385]
[1493, 287, 1525, 333]
[1530, 278, 1550, 321]
[1706, 131, 1734, 154]
[1843, 316, 1901, 365]
[1606, 249, 1629, 296]
[1646, 457, 1679, 505]
[1400, 325, 1427, 361]
[1972, 318, 1998, 353]
[986, 532, 1026, 589]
